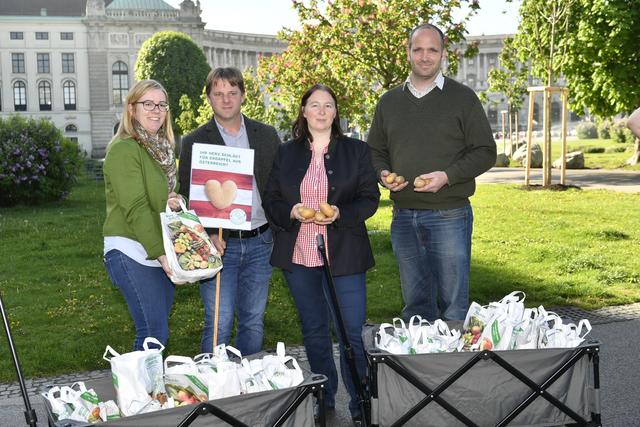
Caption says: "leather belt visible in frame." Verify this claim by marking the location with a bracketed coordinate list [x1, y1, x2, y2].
[227, 223, 269, 239]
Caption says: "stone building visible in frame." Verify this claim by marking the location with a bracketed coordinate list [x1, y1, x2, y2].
[0, 1, 580, 158]
[0, 0, 284, 158]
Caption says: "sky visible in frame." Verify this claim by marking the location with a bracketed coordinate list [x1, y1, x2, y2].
[164, 0, 522, 37]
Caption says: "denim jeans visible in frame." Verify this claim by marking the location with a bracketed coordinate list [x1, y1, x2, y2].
[390, 204, 473, 322]
[199, 228, 273, 355]
[284, 264, 367, 418]
[103, 249, 175, 351]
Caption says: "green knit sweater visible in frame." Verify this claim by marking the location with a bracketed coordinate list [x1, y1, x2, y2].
[367, 77, 496, 209]
[103, 137, 177, 260]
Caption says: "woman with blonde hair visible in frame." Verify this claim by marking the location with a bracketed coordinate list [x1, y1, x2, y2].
[103, 79, 182, 350]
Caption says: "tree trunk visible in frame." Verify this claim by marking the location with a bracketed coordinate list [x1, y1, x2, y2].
[626, 137, 640, 165]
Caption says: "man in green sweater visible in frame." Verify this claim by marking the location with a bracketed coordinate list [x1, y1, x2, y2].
[367, 23, 496, 322]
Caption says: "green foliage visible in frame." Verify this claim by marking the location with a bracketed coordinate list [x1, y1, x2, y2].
[612, 119, 635, 144]
[0, 115, 82, 206]
[596, 118, 612, 140]
[512, 0, 574, 86]
[575, 122, 597, 139]
[257, 0, 480, 131]
[135, 31, 211, 133]
[562, 0, 640, 118]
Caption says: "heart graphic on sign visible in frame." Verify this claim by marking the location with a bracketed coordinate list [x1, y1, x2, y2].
[204, 179, 237, 209]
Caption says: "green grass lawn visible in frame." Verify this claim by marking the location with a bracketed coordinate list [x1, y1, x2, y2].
[1, 178, 640, 381]
[502, 137, 639, 170]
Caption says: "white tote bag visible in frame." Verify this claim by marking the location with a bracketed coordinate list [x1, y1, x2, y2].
[102, 337, 166, 416]
[160, 201, 223, 284]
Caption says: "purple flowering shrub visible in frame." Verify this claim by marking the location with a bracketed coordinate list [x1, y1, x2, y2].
[0, 115, 82, 206]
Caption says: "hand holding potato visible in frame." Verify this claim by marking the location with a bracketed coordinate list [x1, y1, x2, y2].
[413, 171, 449, 193]
[380, 170, 409, 192]
[291, 203, 315, 223]
[313, 202, 339, 225]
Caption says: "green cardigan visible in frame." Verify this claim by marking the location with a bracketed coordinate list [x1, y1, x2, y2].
[103, 136, 177, 260]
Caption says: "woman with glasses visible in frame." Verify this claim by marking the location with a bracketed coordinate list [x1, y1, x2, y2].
[103, 79, 182, 350]
[264, 84, 379, 425]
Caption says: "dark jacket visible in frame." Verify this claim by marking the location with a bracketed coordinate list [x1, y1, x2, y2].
[178, 115, 281, 238]
[263, 136, 380, 276]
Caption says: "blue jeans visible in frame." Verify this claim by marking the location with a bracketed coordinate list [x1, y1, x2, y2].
[390, 205, 473, 321]
[200, 228, 273, 355]
[284, 264, 367, 418]
[103, 250, 175, 351]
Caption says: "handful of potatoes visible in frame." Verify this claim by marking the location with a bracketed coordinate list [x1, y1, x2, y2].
[384, 172, 406, 185]
[297, 202, 336, 221]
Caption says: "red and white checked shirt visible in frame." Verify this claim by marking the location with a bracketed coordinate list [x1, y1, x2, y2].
[292, 147, 329, 267]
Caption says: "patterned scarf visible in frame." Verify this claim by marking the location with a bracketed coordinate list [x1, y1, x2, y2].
[134, 121, 177, 193]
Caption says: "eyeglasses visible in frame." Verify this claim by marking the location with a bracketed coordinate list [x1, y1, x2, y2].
[135, 100, 169, 112]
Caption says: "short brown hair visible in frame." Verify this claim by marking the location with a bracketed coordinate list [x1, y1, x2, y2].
[205, 67, 245, 96]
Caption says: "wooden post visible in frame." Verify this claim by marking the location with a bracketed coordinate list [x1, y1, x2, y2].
[525, 91, 535, 186]
[561, 88, 569, 185]
[213, 227, 222, 350]
[513, 113, 518, 157]
[500, 110, 508, 155]
[542, 88, 551, 186]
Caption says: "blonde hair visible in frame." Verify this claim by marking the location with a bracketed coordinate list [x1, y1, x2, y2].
[112, 79, 174, 146]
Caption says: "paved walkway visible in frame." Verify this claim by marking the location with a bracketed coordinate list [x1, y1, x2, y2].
[478, 167, 640, 193]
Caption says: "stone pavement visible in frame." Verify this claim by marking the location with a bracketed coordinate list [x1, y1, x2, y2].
[478, 167, 640, 193]
[2, 303, 640, 426]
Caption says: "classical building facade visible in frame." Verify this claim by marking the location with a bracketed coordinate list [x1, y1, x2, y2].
[1, 2, 578, 158]
[0, 0, 284, 158]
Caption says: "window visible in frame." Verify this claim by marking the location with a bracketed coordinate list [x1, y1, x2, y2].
[35, 32, 49, 40]
[112, 61, 129, 105]
[61, 53, 75, 73]
[13, 81, 27, 111]
[12, 53, 25, 73]
[38, 81, 52, 111]
[60, 32, 74, 40]
[63, 81, 76, 110]
[10, 32, 23, 40]
[65, 124, 78, 133]
[37, 53, 50, 73]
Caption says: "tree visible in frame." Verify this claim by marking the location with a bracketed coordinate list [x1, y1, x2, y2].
[512, 0, 574, 87]
[257, 0, 480, 131]
[562, 0, 640, 164]
[135, 31, 211, 133]
[481, 37, 529, 153]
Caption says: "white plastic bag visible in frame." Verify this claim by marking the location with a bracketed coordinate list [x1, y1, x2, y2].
[161, 201, 222, 284]
[102, 337, 167, 416]
[375, 318, 413, 354]
[261, 342, 304, 390]
[163, 355, 209, 405]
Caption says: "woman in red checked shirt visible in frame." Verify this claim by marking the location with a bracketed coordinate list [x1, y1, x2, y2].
[263, 84, 380, 424]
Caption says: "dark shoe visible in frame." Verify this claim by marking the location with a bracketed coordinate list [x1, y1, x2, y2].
[352, 414, 364, 427]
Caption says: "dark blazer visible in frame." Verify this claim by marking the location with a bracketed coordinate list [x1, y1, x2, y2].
[178, 115, 281, 237]
[263, 136, 380, 276]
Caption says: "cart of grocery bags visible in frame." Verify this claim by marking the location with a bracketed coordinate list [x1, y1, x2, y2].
[41, 340, 327, 427]
[364, 291, 601, 426]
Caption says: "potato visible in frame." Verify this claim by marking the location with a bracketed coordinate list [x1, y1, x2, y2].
[394, 175, 406, 184]
[297, 207, 316, 219]
[314, 211, 326, 221]
[384, 172, 397, 184]
[413, 177, 432, 188]
[319, 202, 335, 217]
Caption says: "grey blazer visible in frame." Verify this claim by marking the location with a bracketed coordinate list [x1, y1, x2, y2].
[178, 115, 282, 235]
